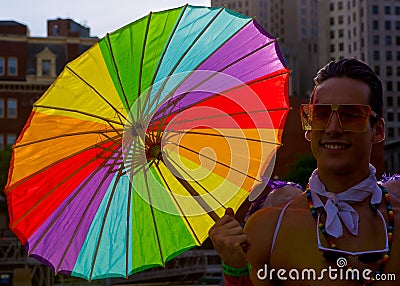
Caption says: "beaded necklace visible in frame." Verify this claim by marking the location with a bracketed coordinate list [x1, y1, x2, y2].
[306, 184, 394, 285]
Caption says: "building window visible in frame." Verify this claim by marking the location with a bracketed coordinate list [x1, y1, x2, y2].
[7, 57, 17, 76]
[330, 3, 334, 11]
[0, 99, 4, 118]
[36, 47, 56, 78]
[373, 35, 380, 45]
[386, 51, 392, 60]
[374, 66, 380, 75]
[396, 6, 400, 15]
[397, 66, 400, 75]
[385, 21, 391, 30]
[388, 112, 394, 121]
[0, 134, 3, 150]
[387, 66, 393, 76]
[339, 43, 344, 51]
[373, 20, 379, 30]
[338, 1, 343, 10]
[0, 57, 4, 75]
[385, 6, 391, 15]
[388, 127, 394, 137]
[373, 50, 380, 60]
[372, 5, 379, 14]
[7, 98, 17, 118]
[338, 29, 344, 38]
[387, 96, 393, 106]
[6, 134, 16, 147]
[386, 36, 392, 45]
[397, 81, 400, 91]
[396, 21, 400, 30]
[330, 30, 335, 39]
[338, 16, 343, 24]
[42, 60, 51, 76]
[330, 44, 335, 52]
[387, 81, 393, 91]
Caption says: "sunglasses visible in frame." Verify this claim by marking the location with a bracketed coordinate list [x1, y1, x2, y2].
[300, 104, 378, 132]
[316, 210, 389, 257]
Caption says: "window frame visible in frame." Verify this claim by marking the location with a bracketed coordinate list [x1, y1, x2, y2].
[7, 98, 17, 118]
[0, 57, 4, 75]
[7, 57, 18, 76]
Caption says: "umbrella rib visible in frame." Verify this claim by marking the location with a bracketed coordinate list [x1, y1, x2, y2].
[166, 140, 263, 183]
[153, 162, 201, 245]
[140, 4, 189, 122]
[143, 6, 226, 119]
[10, 142, 121, 230]
[28, 143, 119, 260]
[146, 23, 274, 126]
[125, 172, 133, 279]
[143, 16, 252, 121]
[150, 70, 288, 143]
[106, 33, 130, 110]
[150, 55, 284, 125]
[6, 134, 122, 193]
[89, 168, 124, 280]
[164, 129, 282, 146]
[141, 162, 166, 265]
[65, 66, 128, 125]
[34, 104, 124, 126]
[136, 12, 152, 121]
[162, 154, 220, 222]
[14, 129, 123, 149]
[161, 107, 288, 130]
[146, 4, 188, 95]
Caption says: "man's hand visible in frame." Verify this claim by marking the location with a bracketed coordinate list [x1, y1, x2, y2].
[209, 208, 250, 267]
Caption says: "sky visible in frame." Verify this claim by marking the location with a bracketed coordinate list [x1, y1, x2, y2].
[1, 0, 211, 38]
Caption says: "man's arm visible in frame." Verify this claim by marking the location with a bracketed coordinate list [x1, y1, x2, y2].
[244, 206, 282, 286]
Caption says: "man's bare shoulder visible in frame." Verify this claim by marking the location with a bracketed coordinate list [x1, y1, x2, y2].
[245, 191, 307, 233]
[262, 184, 304, 207]
[383, 179, 400, 201]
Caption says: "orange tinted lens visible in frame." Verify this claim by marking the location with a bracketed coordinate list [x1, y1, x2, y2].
[337, 105, 371, 131]
[310, 105, 332, 130]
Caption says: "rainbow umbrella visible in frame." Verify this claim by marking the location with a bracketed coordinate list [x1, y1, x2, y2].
[5, 5, 289, 280]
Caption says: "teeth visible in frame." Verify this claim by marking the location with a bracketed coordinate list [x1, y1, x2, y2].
[323, 144, 347, 150]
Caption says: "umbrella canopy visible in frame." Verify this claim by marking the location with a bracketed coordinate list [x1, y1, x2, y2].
[4, 5, 290, 280]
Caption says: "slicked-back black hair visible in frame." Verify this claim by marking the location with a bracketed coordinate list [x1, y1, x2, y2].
[312, 58, 383, 125]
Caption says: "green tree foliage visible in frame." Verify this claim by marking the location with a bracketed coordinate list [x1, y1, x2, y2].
[284, 154, 317, 188]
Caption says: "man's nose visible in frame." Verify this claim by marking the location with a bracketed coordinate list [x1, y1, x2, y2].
[325, 111, 343, 133]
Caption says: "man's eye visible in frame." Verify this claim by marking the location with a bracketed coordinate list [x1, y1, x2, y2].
[341, 113, 365, 120]
[313, 112, 330, 118]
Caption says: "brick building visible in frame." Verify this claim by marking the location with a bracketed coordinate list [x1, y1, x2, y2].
[0, 19, 98, 150]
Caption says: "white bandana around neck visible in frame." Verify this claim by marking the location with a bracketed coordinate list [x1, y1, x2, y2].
[308, 164, 382, 238]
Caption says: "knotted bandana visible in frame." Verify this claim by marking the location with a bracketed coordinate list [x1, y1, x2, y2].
[308, 164, 382, 238]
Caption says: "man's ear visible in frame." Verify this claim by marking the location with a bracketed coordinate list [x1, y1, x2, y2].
[304, 130, 311, 142]
[372, 118, 385, 143]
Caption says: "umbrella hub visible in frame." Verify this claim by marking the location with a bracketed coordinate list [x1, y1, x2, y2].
[147, 143, 162, 161]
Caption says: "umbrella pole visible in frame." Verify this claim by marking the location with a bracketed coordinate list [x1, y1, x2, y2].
[160, 156, 220, 222]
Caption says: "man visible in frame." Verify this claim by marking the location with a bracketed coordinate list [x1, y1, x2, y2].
[209, 58, 400, 285]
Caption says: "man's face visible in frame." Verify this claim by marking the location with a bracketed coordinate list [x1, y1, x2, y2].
[308, 77, 378, 174]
